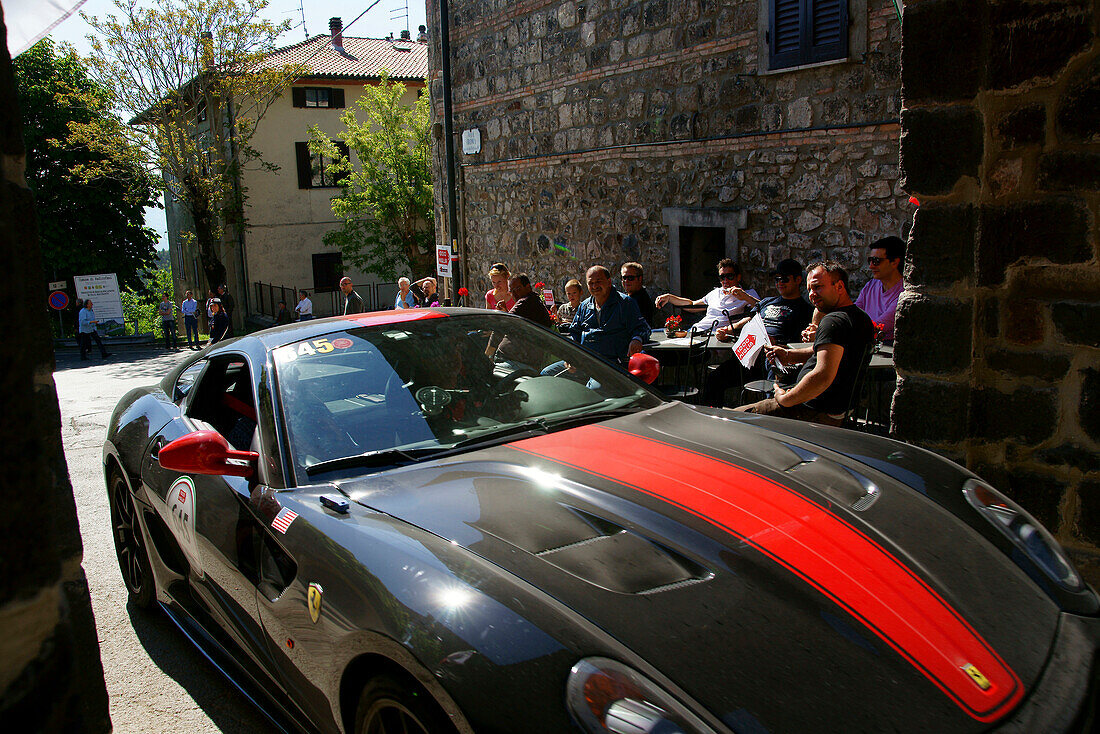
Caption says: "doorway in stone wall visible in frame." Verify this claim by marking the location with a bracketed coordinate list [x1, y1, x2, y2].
[662, 207, 746, 300]
[679, 226, 725, 299]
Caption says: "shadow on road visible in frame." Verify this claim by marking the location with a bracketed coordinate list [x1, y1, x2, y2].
[55, 348, 198, 380]
[126, 602, 275, 733]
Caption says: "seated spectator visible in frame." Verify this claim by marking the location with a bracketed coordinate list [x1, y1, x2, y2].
[545, 266, 648, 380]
[735, 261, 874, 426]
[411, 276, 441, 307]
[655, 259, 760, 331]
[485, 262, 515, 312]
[855, 235, 905, 343]
[553, 279, 583, 325]
[394, 277, 416, 309]
[620, 261, 659, 327]
[487, 274, 554, 366]
[704, 259, 813, 406]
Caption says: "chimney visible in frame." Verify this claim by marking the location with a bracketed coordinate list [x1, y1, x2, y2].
[329, 17, 343, 51]
[416, 25, 428, 43]
[400, 29, 411, 41]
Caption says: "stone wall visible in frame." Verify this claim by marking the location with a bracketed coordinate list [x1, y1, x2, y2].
[428, 0, 910, 299]
[895, 0, 1100, 577]
[0, 9, 111, 731]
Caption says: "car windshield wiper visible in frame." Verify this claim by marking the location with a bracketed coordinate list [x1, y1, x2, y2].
[306, 446, 446, 476]
[538, 407, 645, 432]
[447, 419, 549, 450]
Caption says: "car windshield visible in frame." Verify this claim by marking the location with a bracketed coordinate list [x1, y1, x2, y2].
[274, 313, 663, 481]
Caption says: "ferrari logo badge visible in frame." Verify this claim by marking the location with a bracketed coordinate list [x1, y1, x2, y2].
[307, 583, 323, 624]
[962, 663, 991, 690]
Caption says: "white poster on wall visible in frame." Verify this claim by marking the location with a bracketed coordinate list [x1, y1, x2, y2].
[74, 273, 124, 322]
[436, 245, 452, 278]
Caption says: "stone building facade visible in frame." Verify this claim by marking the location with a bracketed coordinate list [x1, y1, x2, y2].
[428, 0, 910, 303]
[895, 0, 1100, 576]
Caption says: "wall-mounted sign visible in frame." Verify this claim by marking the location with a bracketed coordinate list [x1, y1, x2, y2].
[436, 245, 452, 278]
[461, 128, 481, 155]
[48, 280, 67, 291]
[542, 289, 554, 307]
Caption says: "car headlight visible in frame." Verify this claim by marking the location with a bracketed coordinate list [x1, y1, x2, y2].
[566, 657, 718, 734]
[963, 479, 1083, 591]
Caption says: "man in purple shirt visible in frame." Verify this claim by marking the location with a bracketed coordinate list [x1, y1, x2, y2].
[855, 235, 905, 344]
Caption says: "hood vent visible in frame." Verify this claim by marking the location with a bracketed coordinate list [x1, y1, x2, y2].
[476, 503, 711, 595]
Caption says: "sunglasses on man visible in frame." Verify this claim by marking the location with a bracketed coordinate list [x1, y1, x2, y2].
[868, 256, 893, 265]
[621, 274, 640, 281]
[774, 275, 792, 283]
[718, 273, 737, 282]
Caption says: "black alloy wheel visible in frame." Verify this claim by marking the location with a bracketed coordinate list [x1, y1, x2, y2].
[356, 675, 453, 734]
[108, 470, 154, 608]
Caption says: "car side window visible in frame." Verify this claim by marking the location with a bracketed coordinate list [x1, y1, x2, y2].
[185, 356, 259, 452]
[174, 361, 207, 402]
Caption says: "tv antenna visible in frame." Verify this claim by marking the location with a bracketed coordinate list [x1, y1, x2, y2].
[390, 0, 410, 35]
[284, 0, 308, 41]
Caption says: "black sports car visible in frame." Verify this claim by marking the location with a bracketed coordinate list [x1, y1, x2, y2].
[103, 308, 1099, 734]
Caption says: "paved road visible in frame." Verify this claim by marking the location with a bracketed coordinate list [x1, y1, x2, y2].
[54, 347, 275, 733]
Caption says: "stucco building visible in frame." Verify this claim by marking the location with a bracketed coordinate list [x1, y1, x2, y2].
[427, 0, 908, 303]
[167, 19, 427, 322]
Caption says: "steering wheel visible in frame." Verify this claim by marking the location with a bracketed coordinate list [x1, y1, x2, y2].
[492, 366, 538, 395]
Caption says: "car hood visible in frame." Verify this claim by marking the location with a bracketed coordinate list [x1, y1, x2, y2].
[339, 402, 1060, 733]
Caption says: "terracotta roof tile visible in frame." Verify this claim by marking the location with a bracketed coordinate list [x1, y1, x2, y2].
[263, 35, 428, 81]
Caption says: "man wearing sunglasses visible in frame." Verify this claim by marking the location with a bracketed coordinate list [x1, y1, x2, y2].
[704, 259, 813, 406]
[855, 235, 905, 343]
[655, 258, 760, 331]
[620, 262, 659, 327]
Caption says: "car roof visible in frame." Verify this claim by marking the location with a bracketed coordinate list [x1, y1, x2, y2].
[245, 307, 493, 351]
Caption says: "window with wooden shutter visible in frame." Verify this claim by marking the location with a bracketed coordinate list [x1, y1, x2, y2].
[769, 0, 848, 71]
[294, 141, 350, 189]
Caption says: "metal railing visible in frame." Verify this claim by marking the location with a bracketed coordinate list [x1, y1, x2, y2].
[253, 282, 298, 319]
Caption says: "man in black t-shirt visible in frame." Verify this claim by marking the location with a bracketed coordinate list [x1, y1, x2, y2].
[735, 261, 874, 426]
[703, 259, 813, 406]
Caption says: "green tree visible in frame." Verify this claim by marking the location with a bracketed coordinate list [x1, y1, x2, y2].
[309, 72, 434, 280]
[121, 264, 175, 335]
[14, 39, 160, 293]
[82, 0, 291, 291]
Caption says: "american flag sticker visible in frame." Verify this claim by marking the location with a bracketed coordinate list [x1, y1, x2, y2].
[271, 508, 298, 534]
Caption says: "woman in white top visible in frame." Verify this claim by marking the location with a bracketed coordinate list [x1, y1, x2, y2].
[655, 258, 759, 331]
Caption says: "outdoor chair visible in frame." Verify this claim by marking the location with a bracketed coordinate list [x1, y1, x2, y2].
[655, 327, 711, 404]
[841, 342, 876, 430]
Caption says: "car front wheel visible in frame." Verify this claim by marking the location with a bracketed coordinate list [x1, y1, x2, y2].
[355, 674, 453, 734]
[107, 469, 154, 609]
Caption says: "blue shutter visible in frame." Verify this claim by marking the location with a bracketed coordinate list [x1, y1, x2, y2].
[769, 0, 803, 70]
[808, 0, 848, 64]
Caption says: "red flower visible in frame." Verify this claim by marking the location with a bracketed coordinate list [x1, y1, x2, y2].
[457, 287, 469, 297]
[534, 281, 545, 289]
[908, 196, 920, 207]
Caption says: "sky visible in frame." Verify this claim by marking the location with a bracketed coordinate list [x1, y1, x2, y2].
[44, 0, 429, 248]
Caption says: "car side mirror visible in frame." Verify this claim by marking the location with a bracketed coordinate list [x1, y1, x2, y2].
[158, 430, 258, 478]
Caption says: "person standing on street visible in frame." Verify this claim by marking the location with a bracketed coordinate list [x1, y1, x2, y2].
[339, 277, 364, 315]
[180, 290, 199, 350]
[275, 300, 293, 325]
[209, 299, 230, 343]
[158, 293, 178, 349]
[295, 290, 313, 320]
[216, 285, 235, 338]
[77, 299, 111, 360]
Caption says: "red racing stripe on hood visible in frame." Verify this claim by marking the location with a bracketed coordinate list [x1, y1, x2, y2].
[335, 309, 445, 326]
[509, 424, 1024, 721]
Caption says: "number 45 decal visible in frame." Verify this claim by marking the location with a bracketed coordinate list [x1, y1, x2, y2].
[297, 338, 335, 356]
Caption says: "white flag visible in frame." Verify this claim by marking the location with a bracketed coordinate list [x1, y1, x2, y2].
[733, 312, 770, 369]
